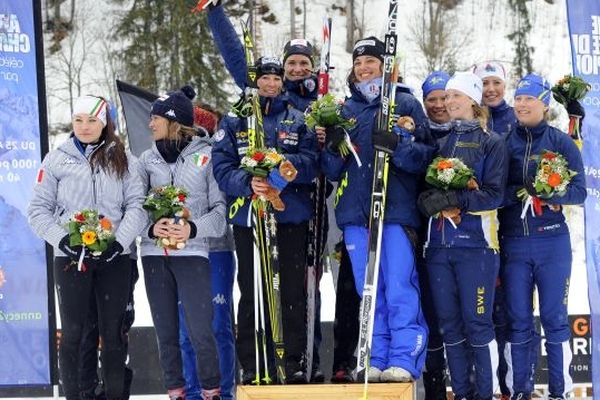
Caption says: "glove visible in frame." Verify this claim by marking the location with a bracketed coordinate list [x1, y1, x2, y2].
[325, 126, 346, 153]
[567, 100, 585, 119]
[523, 176, 551, 200]
[58, 235, 83, 262]
[93, 241, 124, 264]
[417, 189, 461, 217]
[372, 130, 399, 154]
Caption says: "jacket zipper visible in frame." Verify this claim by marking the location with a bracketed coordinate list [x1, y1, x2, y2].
[522, 128, 532, 236]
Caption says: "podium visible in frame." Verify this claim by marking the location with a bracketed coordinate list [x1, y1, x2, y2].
[237, 382, 415, 400]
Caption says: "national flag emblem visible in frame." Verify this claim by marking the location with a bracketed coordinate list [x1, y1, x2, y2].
[36, 168, 44, 184]
[193, 153, 209, 167]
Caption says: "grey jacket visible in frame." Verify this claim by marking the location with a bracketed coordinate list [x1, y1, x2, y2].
[138, 136, 226, 255]
[28, 137, 147, 256]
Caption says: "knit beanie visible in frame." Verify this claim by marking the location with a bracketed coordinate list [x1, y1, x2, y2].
[514, 73, 551, 105]
[73, 95, 108, 127]
[473, 61, 506, 82]
[255, 56, 284, 78]
[445, 71, 483, 105]
[283, 39, 314, 66]
[352, 36, 385, 62]
[422, 71, 450, 99]
[151, 85, 196, 127]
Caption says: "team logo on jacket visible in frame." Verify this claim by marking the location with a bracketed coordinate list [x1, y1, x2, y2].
[279, 131, 298, 146]
[303, 78, 316, 92]
[61, 157, 79, 165]
[214, 129, 225, 142]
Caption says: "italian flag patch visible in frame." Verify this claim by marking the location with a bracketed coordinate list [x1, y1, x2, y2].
[193, 153, 209, 167]
[36, 168, 44, 184]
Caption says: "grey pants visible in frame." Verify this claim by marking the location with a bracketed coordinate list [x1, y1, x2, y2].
[142, 255, 220, 390]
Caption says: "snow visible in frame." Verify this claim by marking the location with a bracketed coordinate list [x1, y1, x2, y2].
[43, 0, 589, 326]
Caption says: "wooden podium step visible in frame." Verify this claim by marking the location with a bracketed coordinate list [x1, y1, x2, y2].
[237, 382, 415, 400]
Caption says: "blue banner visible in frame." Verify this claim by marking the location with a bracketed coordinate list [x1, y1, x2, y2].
[566, 0, 600, 395]
[0, 1, 51, 385]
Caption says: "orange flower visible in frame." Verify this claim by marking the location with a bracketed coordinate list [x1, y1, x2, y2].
[548, 173, 562, 188]
[82, 231, 97, 245]
[437, 159, 453, 170]
[99, 217, 112, 231]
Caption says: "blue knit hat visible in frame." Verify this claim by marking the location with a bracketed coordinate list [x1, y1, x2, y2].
[151, 85, 196, 127]
[422, 71, 450, 99]
[514, 74, 551, 105]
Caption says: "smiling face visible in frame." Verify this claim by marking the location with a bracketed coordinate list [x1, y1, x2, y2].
[445, 89, 476, 121]
[481, 76, 506, 107]
[257, 74, 283, 97]
[514, 95, 546, 127]
[149, 114, 170, 141]
[284, 54, 313, 81]
[424, 89, 450, 124]
[353, 55, 383, 83]
[72, 114, 103, 143]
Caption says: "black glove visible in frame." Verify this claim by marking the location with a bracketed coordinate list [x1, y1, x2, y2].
[523, 176, 550, 200]
[567, 100, 585, 119]
[93, 241, 124, 264]
[325, 126, 345, 153]
[58, 235, 83, 262]
[417, 189, 461, 217]
[372, 130, 399, 154]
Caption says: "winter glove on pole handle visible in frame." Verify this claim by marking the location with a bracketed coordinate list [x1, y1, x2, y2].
[372, 129, 398, 154]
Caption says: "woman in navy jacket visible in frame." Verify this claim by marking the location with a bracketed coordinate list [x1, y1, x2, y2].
[500, 74, 586, 400]
[320, 37, 433, 383]
[418, 71, 508, 400]
[211, 57, 318, 384]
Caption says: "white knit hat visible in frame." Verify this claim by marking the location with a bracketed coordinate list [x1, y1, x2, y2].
[73, 95, 108, 127]
[445, 72, 483, 105]
[473, 61, 506, 82]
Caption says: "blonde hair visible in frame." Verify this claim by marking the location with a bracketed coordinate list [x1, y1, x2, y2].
[166, 121, 197, 143]
[472, 103, 490, 132]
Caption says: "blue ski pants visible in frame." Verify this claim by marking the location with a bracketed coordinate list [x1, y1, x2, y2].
[501, 235, 573, 397]
[425, 247, 499, 399]
[344, 224, 428, 378]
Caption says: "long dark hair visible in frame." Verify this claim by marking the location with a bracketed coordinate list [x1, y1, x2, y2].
[89, 100, 128, 179]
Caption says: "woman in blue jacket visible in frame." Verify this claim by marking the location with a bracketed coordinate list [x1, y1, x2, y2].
[418, 72, 508, 400]
[500, 74, 586, 400]
[320, 37, 433, 383]
[212, 57, 318, 384]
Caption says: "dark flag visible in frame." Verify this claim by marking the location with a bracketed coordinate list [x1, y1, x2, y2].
[116, 80, 158, 157]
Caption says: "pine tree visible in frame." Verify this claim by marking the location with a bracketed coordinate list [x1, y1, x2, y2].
[507, 0, 534, 78]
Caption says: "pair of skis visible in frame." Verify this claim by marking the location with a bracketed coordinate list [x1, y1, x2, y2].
[355, 0, 400, 399]
[241, 22, 286, 385]
[304, 16, 333, 383]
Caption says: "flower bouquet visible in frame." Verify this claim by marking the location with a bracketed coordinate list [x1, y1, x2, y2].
[425, 157, 479, 227]
[305, 94, 360, 163]
[240, 147, 297, 211]
[143, 185, 191, 251]
[552, 75, 591, 149]
[517, 150, 577, 218]
[67, 209, 115, 270]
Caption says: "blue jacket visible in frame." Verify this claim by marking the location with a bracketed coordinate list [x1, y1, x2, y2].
[284, 76, 318, 112]
[212, 95, 318, 226]
[488, 100, 515, 137]
[321, 83, 436, 229]
[499, 121, 586, 238]
[425, 121, 508, 250]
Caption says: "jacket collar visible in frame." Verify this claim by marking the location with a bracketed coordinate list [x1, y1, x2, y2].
[489, 99, 511, 116]
[516, 120, 548, 138]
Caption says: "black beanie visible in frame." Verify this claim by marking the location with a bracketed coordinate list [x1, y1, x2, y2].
[283, 39, 314, 66]
[151, 85, 196, 127]
[255, 56, 284, 78]
[352, 36, 385, 62]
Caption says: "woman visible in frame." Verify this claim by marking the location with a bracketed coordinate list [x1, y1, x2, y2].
[418, 71, 507, 400]
[28, 96, 146, 400]
[138, 86, 225, 400]
[320, 36, 432, 383]
[473, 61, 514, 136]
[500, 74, 586, 400]
[212, 56, 318, 384]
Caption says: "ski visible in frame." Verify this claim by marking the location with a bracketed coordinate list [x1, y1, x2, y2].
[305, 16, 333, 383]
[241, 21, 286, 385]
[355, 1, 399, 398]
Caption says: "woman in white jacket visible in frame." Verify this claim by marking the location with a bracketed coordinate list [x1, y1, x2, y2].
[28, 95, 146, 400]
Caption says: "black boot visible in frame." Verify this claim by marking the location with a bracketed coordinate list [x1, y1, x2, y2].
[423, 369, 447, 400]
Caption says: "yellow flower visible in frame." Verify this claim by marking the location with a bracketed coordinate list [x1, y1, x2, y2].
[82, 231, 97, 245]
